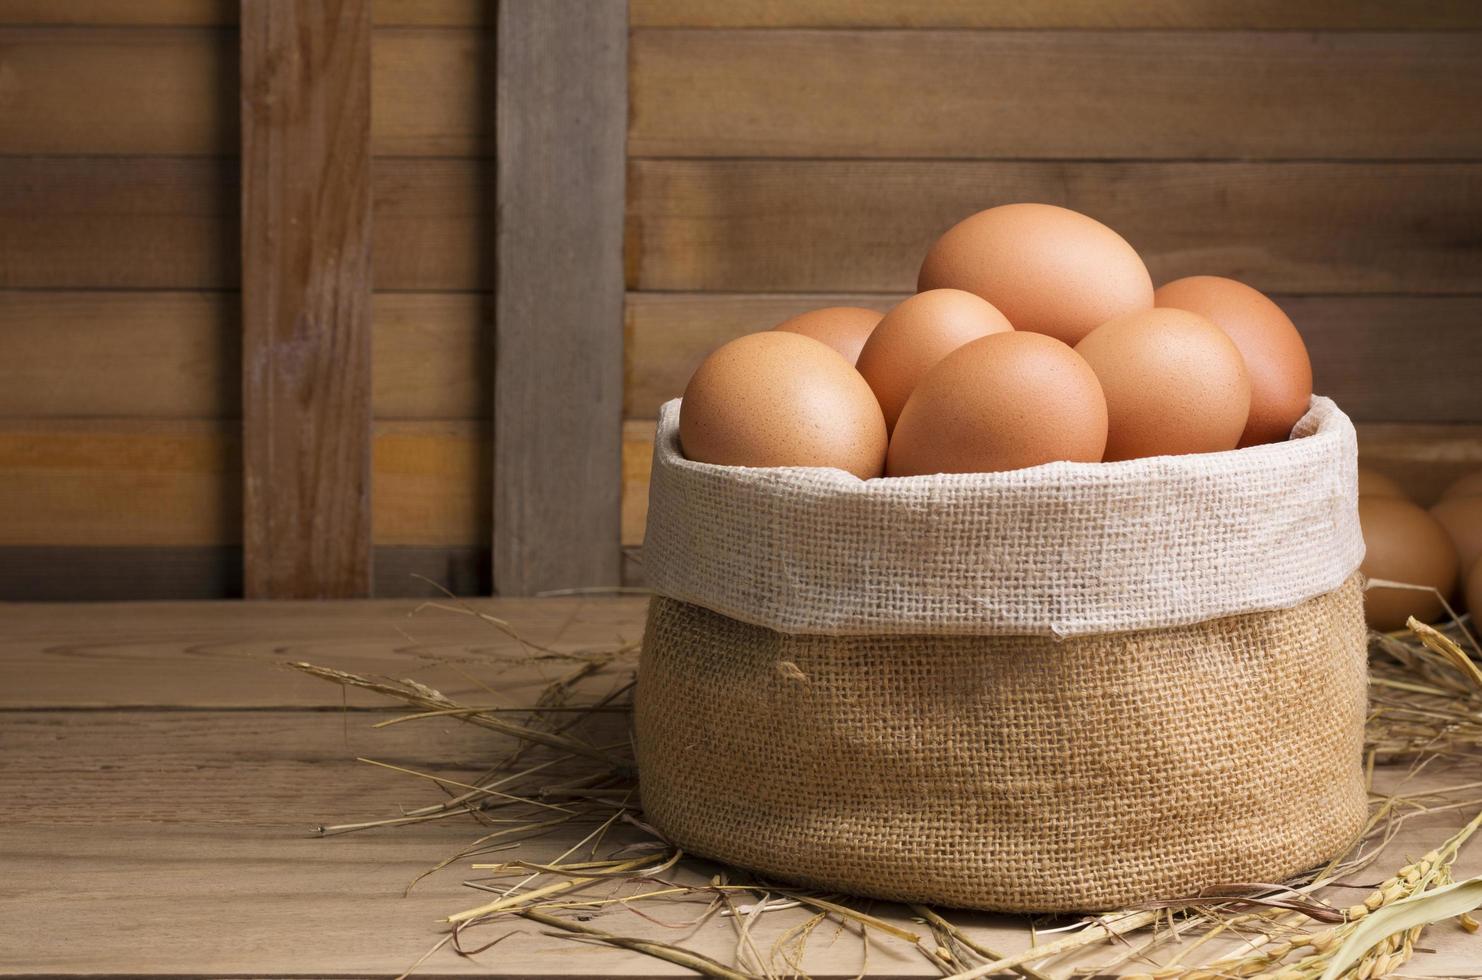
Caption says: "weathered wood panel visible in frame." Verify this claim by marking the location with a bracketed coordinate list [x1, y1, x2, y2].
[2, 0, 1473, 29]
[0, 291, 487, 420]
[493, 0, 626, 595]
[623, 292, 1482, 423]
[626, 160, 1482, 294]
[0, 421, 487, 547]
[0, 27, 485, 155]
[0, 545, 489, 600]
[629, 30, 1482, 159]
[241, 0, 374, 598]
[0, 0, 488, 26]
[631, 0, 1482, 29]
[0, 156, 485, 289]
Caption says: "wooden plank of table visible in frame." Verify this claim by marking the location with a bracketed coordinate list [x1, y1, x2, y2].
[0, 597, 650, 708]
[493, 0, 626, 596]
[0, 291, 488, 421]
[1, 676, 1479, 973]
[0, 156, 485, 290]
[626, 160, 1482, 294]
[0, 0, 488, 26]
[629, 30, 1482, 159]
[0, 420, 487, 548]
[0, 26, 485, 156]
[630, 0, 1482, 29]
[240, 0, 374, 598]
[623, 292, 1482, 423]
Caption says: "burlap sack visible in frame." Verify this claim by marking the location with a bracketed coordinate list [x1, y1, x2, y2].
[635, 397, 1368, 912]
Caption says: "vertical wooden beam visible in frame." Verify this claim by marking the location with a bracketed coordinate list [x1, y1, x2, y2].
[240, 0, 373, 598]
[494, 0, 627, 595]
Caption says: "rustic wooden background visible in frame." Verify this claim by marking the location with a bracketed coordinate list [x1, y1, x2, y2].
[2, 1, 1479, 599]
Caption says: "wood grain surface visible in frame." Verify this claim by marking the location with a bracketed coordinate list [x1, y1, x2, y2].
[0, 26, 486, 155]
[240, 0, 374, 598]
[0, 420, 488, 547]
[0, 156, 486, 290]
[0, 291, 488, 421]
[2, 598, 1479, 976]
[0, 545, 489, 600]
[630, 0, 1482, 29]
[3, 0, 1473, 30]
[629, 29, 1482, 159]
[625, 160, 1482, 294]
[493, 0, 626, 595]
[0, 0, 487, 26]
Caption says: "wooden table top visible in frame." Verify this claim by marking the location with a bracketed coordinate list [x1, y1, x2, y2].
[3, 597, 1480, 978]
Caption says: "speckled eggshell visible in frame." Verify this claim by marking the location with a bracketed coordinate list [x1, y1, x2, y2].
[1074, 307, 1251, 462]
[1359, 496, 1459, 630]
[679, 331, 887, 479]
[916, 203, 1153, 345]
[1154, 276, 1313, 448]
[1357, 468, 1409, 499]
[886, 332, 1107, 476]
[1441, 471, 1482, 501]
[771, 306, 884, 365]
[1431, 495, 1482, 577]
[854, 288, 1014, 433]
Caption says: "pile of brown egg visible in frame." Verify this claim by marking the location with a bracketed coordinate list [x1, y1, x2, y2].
[1359, 469, 1482, 630]
[679, 203, 1313, 479]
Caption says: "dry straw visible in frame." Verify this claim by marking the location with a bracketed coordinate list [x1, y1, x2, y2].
[294, 595, 1482, 979]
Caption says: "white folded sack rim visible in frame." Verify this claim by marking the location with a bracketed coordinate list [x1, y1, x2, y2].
[641, 395, 1365, 638]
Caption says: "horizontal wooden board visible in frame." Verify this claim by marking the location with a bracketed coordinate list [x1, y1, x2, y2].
[1357, 424, 1482, 506]
[0, 157, 485, 289]
[630, 30, 1482, 159]
[631, 0, 1482, 29]
[0, 712, 944, 977]
[0, 420, 489, 547]
[626, 160, 1482, 294]
[0, 291, 488, 420]
[0, 27, 486, 155]
[0, 595, 647, 707]
[624, 292, 1482, 423]
[0, 545, 490, 600]
[0, 0, 488, 26]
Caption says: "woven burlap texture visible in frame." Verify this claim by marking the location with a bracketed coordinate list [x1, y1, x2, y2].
[642, 396, 1363, 637]
[635, 577, 1369, 913]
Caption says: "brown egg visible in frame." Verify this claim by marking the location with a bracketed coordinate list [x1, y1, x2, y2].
[679, 331, 886, 479]
[1466, 555, 1482, 619]
[855, 289, 1014, 433]
[1153, 276, 1312, 448]
[772, 306, 884, 364]
[1074, 308, 1251, 462]
[917, 203, 1152, 346]
[1357, 467, 1409, 499]
[1359, 496, 1459, 631]
[1431, 495, 1482, 576]
[886, 332, 1107, 476]
[1441, 470, 1482, 501]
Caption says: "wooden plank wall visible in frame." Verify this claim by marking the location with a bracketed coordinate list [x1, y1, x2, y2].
[0, 0, 494, 598]
[4, 2, 1480, 597]
[619, 2, 1482, 574]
